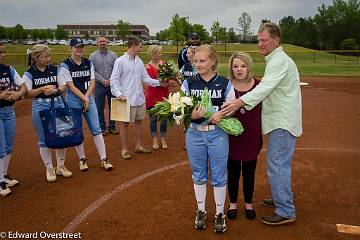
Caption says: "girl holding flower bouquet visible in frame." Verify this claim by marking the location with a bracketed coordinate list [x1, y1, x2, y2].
[181, 44, 235, 233]
[145, 45, 169, 150]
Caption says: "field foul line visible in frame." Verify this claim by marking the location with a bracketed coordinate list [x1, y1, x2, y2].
[337, 224, 360, 235]
[62, 147, 360, 233]
[62, 161, 188, 233]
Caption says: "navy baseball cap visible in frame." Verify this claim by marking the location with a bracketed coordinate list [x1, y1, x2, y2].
[70, 38, 84, 47]
[190, 32, 199, 39]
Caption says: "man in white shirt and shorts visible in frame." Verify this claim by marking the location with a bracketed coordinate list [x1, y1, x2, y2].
[110, 36, 167, 159]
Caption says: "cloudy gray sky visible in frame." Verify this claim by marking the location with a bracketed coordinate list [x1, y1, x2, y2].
[1, 0, 333, 35]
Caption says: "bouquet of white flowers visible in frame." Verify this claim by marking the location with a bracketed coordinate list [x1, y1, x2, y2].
[148, 88, 244, 136]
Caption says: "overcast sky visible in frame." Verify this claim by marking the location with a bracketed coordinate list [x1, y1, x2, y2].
[0, 0, 333, 35]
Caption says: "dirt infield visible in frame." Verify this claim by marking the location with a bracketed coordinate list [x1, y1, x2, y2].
[1, 77, 359, 240]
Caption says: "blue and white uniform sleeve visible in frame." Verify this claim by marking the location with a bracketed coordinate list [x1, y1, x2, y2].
[58, 63, 72, 83]
[22, 71, 33, 90]
[224, 81, 235, 101]
[181, 79, 190, 96]
[56, 66, 66, 86]
[110, 59, 123, 97]
[10, 67, 24, 86]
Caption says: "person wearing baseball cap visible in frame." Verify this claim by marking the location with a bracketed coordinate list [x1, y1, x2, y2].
[58, 37, 113, 172]
[178, 32, 201, 69]
[70, 38, 84, 47]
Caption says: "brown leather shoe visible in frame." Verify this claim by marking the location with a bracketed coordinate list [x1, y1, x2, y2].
[262, 198, 275, 208]
[261, 213, 295, 226]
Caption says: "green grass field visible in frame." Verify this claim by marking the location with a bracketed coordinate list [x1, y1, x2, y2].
[4, 44, 360, 77]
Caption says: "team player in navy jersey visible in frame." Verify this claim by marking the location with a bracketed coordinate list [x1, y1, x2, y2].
[0, 42, 27, 196]
[181, 45, 235, 233]
[23, 44, 72, 182]
[179, 45, 197, 79]
[58, 38, 113, 172]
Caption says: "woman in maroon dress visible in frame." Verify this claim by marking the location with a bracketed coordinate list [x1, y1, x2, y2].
[145, 45, 169, 150]
[226, 52, 262, 220]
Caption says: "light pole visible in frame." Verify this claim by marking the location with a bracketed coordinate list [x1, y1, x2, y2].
[186, 17, 190, 39]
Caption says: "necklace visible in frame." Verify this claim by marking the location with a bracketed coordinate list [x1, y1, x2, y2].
[235, 90, 246, 114]
[240, 107, 246, 114]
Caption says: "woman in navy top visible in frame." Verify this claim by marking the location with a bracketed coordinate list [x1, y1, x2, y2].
[24, 44, 72, 182]
[0, 42, 27, 196]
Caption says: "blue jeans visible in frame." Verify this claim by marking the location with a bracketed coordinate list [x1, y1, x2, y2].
[66, 91, 102, 136]
[95, 83, 116, 131]
[266, 129, 297, 218]
[149, 112, 167, 137]
[32, 98, 65, 147]
[185, 124, 229, 187]
[0, 106, 16, 158]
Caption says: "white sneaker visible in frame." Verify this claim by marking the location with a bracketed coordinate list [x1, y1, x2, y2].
[100, 158, 113, 171]
[4, 174, 19, 187]
[46, 168, 57, 182]
[79, 158, 89, 171]
[0, 182, 11, 196]
[56, 165, 72, 177]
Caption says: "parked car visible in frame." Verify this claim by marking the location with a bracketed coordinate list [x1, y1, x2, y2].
[58, 40, 68, 45]
[49, 40, 59, 45]
[24, 40, 36, 45]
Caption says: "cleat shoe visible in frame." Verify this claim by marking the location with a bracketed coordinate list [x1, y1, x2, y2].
[195, 210, 207, 230]
[261, 213, 296, 226]
[46, 168, 57, 182]
[100, 158, 113, 171]
[79, 158, 89, 171]
[214, 213, 227, 233]
[56, 165, 72, 177]
[4, 174, 19, 187]
[0, 181, 11, 196]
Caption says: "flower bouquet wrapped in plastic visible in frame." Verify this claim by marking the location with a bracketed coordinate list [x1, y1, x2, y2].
[149, 88, 243, 136]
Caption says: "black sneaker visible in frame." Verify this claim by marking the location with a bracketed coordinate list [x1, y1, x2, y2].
[245, 208, 256, 220]
[102, 129, 108, 136]
[194, 210, 207, 230]
[262, 198, 275, 207]
[0, 181, 11, 197]
[214, 213, 227, 233]
[261, 213, 296, 226]
[108, 128, 119, 135]
[4, 174, 19, 187]
[227, 208, 237, 220]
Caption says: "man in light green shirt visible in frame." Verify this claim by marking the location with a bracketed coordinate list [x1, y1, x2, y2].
[221, 22, 302, 225]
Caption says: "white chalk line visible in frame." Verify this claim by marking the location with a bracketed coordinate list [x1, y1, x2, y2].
[62, 147, 360, 233]
[62, 161, 188, 233]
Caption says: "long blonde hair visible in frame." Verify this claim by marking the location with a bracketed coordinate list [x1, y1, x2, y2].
[27, 44, 50, 66]
[228, 51, 253, 83]
[194, 44, 219, 71]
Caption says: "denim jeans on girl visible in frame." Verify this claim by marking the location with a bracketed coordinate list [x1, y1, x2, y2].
[0, 106, 16, 158]
[149, 112, 167, 137]
[185, 124, 229, 187]
[66, 91, 102, 136]
[266, 128, 297, 218]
